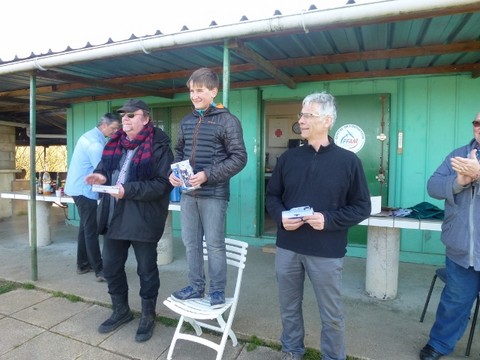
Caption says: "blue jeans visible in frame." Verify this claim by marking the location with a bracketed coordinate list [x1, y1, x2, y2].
[73, 195, 102, 273]
[428, 257, 480, 354]
[102, 237, 159, 300]
[180, 194, 228, 294]
[275, 247, 346, 360]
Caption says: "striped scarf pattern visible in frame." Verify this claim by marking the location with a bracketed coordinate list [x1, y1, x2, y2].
[101, 122, 155, 180]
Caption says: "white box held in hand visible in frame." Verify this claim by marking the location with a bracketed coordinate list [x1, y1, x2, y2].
[92, 184, 120, 194]
[370, 196, 381, 215]
[282, 206, 314, 219]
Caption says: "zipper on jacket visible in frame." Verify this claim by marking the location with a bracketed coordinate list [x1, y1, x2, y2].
[190, 115, 203, 168]
[468, 185, 477, 266]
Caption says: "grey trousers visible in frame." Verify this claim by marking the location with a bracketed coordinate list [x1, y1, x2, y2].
[275, 247, 346, 360]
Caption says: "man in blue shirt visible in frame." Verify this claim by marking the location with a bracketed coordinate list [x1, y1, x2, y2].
[64, 113, 120, 281]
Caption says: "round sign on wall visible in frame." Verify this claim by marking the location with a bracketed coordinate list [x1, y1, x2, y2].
[333, 124, 366, 153]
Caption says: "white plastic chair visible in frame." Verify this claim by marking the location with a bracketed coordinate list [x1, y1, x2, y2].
[163, 238, 248, 360]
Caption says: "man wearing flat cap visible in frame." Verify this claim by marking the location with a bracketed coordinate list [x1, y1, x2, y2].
[86, 98, 173, 342]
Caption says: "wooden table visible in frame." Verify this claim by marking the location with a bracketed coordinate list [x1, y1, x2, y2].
[1, 191, 181, 266]
[1, 190, 73, 247]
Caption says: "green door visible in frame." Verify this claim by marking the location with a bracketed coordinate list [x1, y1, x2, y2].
[331, 94, 390, 245]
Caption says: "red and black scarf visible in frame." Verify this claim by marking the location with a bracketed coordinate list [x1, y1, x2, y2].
[101, 122, 155, 180]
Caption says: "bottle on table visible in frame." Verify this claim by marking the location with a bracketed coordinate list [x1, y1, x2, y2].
[55, 173, 60, 190]
[36, 176, 43, 194]
[42, 171, 53, 195]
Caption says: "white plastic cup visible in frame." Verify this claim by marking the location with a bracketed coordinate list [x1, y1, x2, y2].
[55, 189, 62, 197]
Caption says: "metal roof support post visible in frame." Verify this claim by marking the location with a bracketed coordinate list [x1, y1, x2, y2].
[223, 39, 230, 108]
[29, 73, 38, 281]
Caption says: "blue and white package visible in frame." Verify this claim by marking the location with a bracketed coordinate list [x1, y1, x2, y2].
[282, 206, 314, 219]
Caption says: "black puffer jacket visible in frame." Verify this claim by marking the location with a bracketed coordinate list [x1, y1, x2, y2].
[95, 127, 174, 243]
[174, 104, 247, 200]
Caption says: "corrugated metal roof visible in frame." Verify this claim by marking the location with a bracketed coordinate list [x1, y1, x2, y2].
[1, 0, 479, 145]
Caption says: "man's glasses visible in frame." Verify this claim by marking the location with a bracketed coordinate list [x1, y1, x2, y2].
[297, 112, 322, 120]
[120, 112, 144, 119]
[472, 120, 480, 128]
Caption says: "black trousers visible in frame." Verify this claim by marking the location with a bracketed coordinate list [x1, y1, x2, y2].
[102, 237, 159, 300]
[73, 195, 102, 273]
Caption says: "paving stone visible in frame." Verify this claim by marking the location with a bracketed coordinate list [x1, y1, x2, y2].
[12, 296, 90, 329]
[0, 288, 51, 315]
[0, 317, 44, 356]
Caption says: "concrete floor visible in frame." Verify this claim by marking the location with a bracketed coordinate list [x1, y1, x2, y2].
[0, 205, 478, 359]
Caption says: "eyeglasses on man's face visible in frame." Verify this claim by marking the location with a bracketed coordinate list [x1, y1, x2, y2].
[297, 112, 322, 120]
[472, 120, 480, 128]
[120, 111, 145, 119]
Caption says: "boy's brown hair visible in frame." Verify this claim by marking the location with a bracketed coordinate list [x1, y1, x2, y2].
[187, 67, 219, 90]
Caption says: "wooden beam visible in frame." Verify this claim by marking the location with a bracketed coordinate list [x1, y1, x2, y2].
[35, 70, 173, 99]
[271, 41, 480, 68]
[227, 39, 296, 89]
[31, 64, 480, 105]
[229, 63, 480, 89]
[0, 95, 70, 108]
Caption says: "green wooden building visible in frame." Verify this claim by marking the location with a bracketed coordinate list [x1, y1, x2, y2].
[67, 73, 480, 265]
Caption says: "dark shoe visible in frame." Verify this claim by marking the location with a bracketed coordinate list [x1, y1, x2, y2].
[98, 294, 134, 333]
[419, 344, 443, 360]
[209, 290, 225, 308]
[135, 298, 156, 342]
[95, 270, 106, 282]
[77, 265, 92, 274]
[171, 285, 204, 301]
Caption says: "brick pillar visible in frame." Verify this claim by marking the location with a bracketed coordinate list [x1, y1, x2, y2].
[0, 125, 17, 218]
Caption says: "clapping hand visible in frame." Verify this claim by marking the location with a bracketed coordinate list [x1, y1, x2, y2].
[451, 149, 480, 185]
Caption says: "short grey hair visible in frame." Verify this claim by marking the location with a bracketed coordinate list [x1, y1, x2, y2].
[302, 92, 337, 128]
[97, 112, 119, 127]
